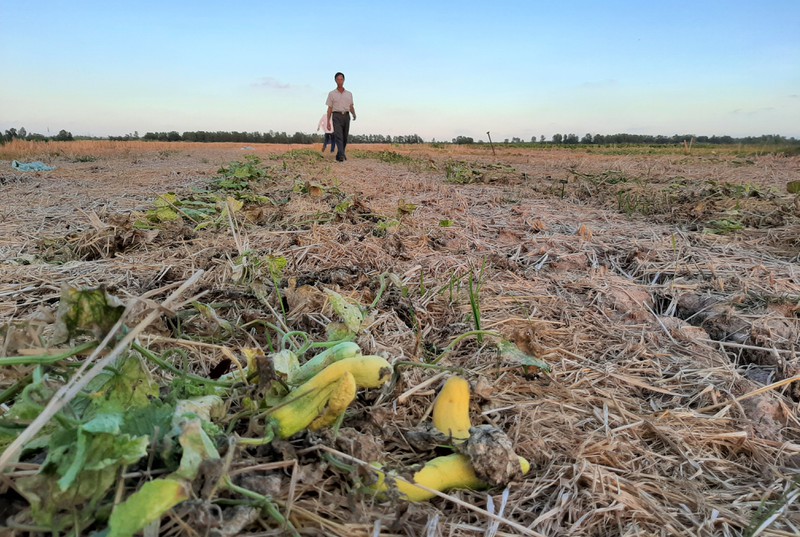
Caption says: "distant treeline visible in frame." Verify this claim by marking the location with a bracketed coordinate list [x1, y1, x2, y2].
[0, 128, 422, 145]
[2, 127, 74, 143]
[1, 127, 797, 146]
[133, 131, 424, 144]
[458, 133, 799, 145]
[551, 133, 797, 145]
[117, 132, 800, 146]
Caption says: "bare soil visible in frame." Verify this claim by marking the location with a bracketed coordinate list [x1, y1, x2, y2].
[1, 141, 800, 536]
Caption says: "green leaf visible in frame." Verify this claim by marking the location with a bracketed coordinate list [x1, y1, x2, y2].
[323, 288, 364, 334]
[0, 374, 55, 423]
[53, 286, 126, 342]
[375, 218, 400, 235]
[173, 418, 220, 481]
[219, 196, 244, 219]
[172, 395, 225, 426]
[266, 255, 288, 281]
[216, 178, 248, 189]
[705, 218, 744, 234]
[108, 478, 190, 537]
[132, 219, 157, 229]
[57, 427, 90, 491]
[325, 322, 354, 342]
[154, 193, 178, 208]
[82, 412, 123, 434]
[787, 180, 800, 194]
[271, 349, 299, 381]
[56, 423, 148, 491]
[17, 469, 105, 530]
[233, 166, 253, 179]
[497, 340, 551, 373]
[120, 401, 174, 442]
[181, 207, 214, 220]
[335, 198, 354, 213]
[153, 206, 180, 221]
[238, 193, 274, 204]
[397, 199, 417, 215]
[144, 204, 182, 223]
[18, 429, 149, 527]
[86, 354, 158, 412]
[9, 356, 162, 530]
[192, 302, 233, 334]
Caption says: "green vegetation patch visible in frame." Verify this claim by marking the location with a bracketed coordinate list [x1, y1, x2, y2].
[445, 160, 518, 184]
[136, 156, 276, 230]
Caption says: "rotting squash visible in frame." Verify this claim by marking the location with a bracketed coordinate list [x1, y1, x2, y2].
[309, 370, 356, 431]
[268, 374, 345, 439]
[432, 376, 472, 442]
[370, 453, 531, 502]
[267, 355, 392, 439]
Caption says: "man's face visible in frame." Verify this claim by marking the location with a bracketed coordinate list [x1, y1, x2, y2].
[335, 75, 345, 88]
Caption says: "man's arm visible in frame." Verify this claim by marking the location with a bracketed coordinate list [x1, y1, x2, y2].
[327, 106, 333, 129]
[349, 103, 356, 121]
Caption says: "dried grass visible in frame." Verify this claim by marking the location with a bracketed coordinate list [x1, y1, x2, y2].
[1, 142, 799, 536]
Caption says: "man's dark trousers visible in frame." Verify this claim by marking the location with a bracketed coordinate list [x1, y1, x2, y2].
[332, 112, 350, 161]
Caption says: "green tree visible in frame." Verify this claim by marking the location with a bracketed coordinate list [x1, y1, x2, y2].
[54, 129, 74, 141]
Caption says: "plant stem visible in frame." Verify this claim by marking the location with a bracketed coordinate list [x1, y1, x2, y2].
[0, 341, 98, 367]
[370, 272, 389, 308]
[0, 373, 33, 406]
[223, 477, 300, 537]
[468, 260, 486, 342]
[132, 342, 233, 388]
[236, 427, 275, 446]
[468, 273, 481, 341]
[393, 360, 462, 373]
[282, 331, 309, 353]
[433, 330, 501, 364]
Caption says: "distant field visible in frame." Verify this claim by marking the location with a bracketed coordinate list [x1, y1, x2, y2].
[1, 138, 798, 161]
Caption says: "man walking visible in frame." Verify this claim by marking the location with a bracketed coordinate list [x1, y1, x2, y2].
[326, 72, 356, 162]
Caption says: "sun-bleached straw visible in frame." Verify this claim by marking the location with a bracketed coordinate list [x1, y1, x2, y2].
[696, 371, 800, 413]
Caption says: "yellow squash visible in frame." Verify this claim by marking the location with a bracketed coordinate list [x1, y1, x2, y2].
[290, 341, 362, 386]
[371, 453, 530, 502]
[432, 376, 472, 441]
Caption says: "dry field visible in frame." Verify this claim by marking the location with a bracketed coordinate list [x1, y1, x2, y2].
[1, 140, 800, 536]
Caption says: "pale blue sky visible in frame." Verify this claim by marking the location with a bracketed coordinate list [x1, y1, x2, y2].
[1, 1, 798, 142]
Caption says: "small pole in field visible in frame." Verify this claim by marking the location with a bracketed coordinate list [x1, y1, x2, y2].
[486, 131, 496, 156]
